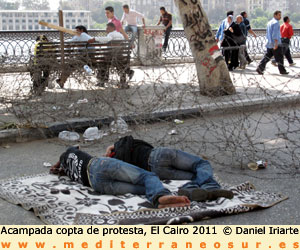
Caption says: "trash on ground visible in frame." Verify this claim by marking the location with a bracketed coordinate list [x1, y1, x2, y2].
[83, 127, 104, 141]
[58, 131, 80, 141]
[174, 119, 184, 124]
[110, 118, 130, 134]
[248, 160, 267, 171]
[77, 98, 88, 104]
[68, 103, 74, 109]
[3, 145, 10, 149]
[83, 65, 93, 75]
[168, 129, 178, 135]
[43, 162, 52, 168]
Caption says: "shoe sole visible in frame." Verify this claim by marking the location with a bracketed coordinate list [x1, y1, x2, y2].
[178, 189, 208, 202]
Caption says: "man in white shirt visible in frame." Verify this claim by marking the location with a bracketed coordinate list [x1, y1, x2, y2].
[121, 4, 145, 44]
[88, 23, 134, 88]
[88, 23, 124, 43]
[66, 25, 92, 42]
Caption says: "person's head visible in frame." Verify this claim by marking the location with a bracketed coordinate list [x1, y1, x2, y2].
[273, 10, 281, 20]
[36, 35, 48, 42]
[283, 16, 290, 23]
[227, 15, 233, 24]
[160, 7, 166, 15]
[236, 15, 243, 24]
[106, 22, 116, 33]
[75, 25, 88, 34]
[105, 6, 114, 19]
[123, 4, 129, 14]
[240, 11, 247, 18]
[227, 10, 234, 17]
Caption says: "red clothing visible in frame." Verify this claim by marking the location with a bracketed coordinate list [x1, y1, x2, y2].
[108, 16, 122, 32]
[280, 22, 294, 39]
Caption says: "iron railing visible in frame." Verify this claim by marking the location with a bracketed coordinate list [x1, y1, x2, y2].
[0, 29, 300, 68]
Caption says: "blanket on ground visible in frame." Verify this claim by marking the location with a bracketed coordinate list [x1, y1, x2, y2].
[0, 173, 288, 225]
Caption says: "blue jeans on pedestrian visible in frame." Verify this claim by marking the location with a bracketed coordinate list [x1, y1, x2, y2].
[125, 25, 138, 44]
[148, 147, 221, 190]
[88, 157, 170, 206]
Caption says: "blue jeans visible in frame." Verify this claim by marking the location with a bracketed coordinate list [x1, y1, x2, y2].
[125, 25, 138, 43]
[88, 157, 170, 206]
[148, 147, 221, 190]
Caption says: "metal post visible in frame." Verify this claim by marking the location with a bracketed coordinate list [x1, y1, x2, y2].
[59, 10, 65, 67]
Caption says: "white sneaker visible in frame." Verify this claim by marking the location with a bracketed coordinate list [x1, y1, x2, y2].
[289, 63, 296, 66]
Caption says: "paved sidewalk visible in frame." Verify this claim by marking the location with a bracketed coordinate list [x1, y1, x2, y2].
[0, 58, 299, 144]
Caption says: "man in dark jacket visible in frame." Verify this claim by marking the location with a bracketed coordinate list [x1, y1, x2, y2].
[105, 136, 234, 202]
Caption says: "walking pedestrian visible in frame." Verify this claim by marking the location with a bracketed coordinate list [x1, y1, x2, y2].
[256, 11, 289, 75]
[215, 10, 234, 43]
[272, 16, 296, 67]
[240, 11, 256, 64]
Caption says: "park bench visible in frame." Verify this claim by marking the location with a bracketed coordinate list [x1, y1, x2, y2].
[29, 40, 132, 94]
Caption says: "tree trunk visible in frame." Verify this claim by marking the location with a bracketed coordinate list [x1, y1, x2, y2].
[174, 0, 236, 96]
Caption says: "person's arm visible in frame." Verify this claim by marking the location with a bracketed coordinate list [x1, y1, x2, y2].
[105, 145, 115, 157]
[157, 16, 162, 26]
[119, 26, 129, 40]
[249, 28, 257, 38]
[50, 161, 61, 175]
[89, 36, 112, 43]
[142, 17, 146, 28]
[215, 21, 224, 42]
[290, 25, 294, 38]
[121, 12, 126, 25]
[273, 23, 280, 50]
[165, 19, 172, 31]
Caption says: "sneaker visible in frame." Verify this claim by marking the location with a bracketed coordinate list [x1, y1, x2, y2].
[289, 63, 296, 66]
[128, 70, 134, 80]
[256, 68, 264, 75]
[178, 188, 234, 202]
[271, 61, 277, 66]
[178, 188, 208, 202]
[206, 189, 234, 200]
[247, 59, 253, 65]
[280, 71, 289, 75]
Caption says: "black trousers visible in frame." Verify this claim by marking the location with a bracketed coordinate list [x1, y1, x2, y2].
[163, 26, 172, 49]
[258, 48, 287, 74]
[282, 38, 294, 64]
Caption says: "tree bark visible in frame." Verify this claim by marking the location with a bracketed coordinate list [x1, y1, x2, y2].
[174, 0, 236, 96]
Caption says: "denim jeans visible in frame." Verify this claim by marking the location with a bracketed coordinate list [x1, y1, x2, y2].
[88, 157, 170, 206]
[148, 147, 221, 190]
[125, 25, 138, 44]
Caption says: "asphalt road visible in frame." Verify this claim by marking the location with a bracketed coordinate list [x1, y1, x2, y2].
[1, 106, 300, 225]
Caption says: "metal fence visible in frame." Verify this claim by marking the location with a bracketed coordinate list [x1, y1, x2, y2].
[0, 29, 300, 70]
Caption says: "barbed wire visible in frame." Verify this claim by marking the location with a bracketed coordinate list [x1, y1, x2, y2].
[0, 39, 300, 177]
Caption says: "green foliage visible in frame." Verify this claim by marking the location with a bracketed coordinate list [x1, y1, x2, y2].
[22, 0, 50, 10]
[0, 0, 20, 10]
[251, 16, 268, 28]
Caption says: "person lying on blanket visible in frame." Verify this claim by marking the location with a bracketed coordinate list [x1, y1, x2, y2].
[105, 136, 234, 202]
[50, 146, 190, 209]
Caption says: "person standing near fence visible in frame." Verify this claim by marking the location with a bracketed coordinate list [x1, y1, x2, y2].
[121, 4, 145, 45]
[240, 11, 256, 64]
[105, 6, 129, 40]
[256, 10, 289, 75]
[157, 7, 172, 52]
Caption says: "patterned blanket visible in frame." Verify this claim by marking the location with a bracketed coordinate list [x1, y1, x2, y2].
[0, 173, 288, 225]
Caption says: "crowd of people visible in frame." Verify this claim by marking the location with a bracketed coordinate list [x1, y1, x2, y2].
[216, 9, 296, 74]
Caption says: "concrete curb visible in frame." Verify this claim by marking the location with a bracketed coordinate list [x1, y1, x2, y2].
[1, 94, 300, 145]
